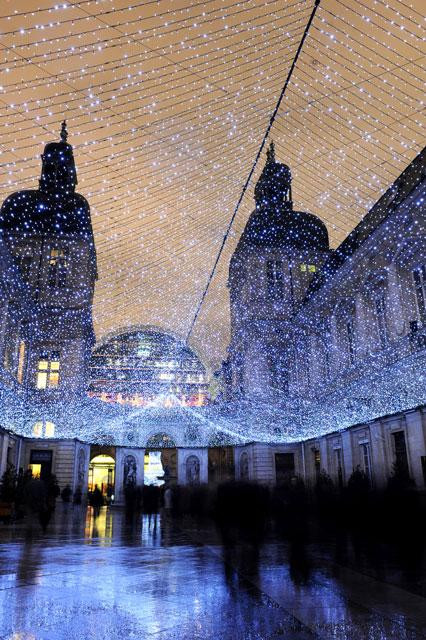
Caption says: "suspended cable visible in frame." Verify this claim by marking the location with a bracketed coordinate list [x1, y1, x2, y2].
[185, 0, 322, 343]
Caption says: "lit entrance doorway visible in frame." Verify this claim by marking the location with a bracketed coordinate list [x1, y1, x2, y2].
[88, 454, 115, 498]
[144, 434, 177, 486]
[29, 449, 53, 481]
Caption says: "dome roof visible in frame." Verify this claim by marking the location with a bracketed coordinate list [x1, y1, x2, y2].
[0, 123, 96, 266]
[232, 145, 329, 261]
[0, 189, 93, 238]
[236, 202, 329, 253]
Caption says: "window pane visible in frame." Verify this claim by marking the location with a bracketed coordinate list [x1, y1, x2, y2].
[38, 360, 48, 371]
[36, 372, 47, 389]
[33, 422, 43, 437]
[50, 360, 60, 371]
[49, 372, 59, 387]
[45, 422, 55, 437]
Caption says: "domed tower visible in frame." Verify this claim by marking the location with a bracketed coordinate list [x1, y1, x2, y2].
[227, 143, 329, 397]
[0, 122, 97, 397]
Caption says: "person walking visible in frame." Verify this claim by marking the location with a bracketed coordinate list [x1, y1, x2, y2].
[90, 485, 103, 517]
[61, 485, 72, 503]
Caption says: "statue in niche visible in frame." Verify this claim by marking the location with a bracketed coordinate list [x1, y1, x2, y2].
[186, 455, 200, 485]
[240, 452, 249, 480]
[77, 448, 86, 487]
[123, 455, 137, 486]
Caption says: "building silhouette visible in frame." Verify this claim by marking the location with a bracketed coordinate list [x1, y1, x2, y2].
[0, 122, 97, 398]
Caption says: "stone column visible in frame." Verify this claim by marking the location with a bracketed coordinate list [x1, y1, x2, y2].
[0, 432, 9, 478]
[341, 430, 354, 482]
[404, 410, 426, 487]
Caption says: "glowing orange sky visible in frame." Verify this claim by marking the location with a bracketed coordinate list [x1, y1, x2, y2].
[0, 0, 424, 369]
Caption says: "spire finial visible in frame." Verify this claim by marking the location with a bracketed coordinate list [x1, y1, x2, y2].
[266, 141, 275, 164]
[60, 120, 68, 143]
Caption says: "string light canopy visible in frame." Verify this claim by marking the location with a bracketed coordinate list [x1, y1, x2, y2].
[0, 0, 424, 370]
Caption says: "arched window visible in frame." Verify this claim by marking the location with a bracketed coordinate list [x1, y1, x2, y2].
[146, 433, 176, 449]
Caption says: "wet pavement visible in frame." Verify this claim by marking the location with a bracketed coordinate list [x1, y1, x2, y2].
[0, 506, 425, 640]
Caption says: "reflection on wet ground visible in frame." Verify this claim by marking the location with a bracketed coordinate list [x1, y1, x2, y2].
[0, 506, 425, 639]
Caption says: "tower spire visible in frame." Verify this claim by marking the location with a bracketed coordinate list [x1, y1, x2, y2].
[60, 120, 68, 143]
[266, 141, 275, 164]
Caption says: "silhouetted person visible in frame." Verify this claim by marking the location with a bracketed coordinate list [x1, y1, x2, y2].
[91, 485, 103, 517]
[106, 484, 114, 505]
[47, 474, 60, 511]
[143, 484, 159, 529]
[24, 475, 50, 532]
[61, 485, 72, 503]
[73, 486, 82, 505]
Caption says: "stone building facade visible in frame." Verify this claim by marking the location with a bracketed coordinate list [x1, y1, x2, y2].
[226, 145, 426, 489]
[0, 135, 425, 497]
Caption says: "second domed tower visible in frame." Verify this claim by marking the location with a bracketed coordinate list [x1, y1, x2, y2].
[227, 144, 330, 397]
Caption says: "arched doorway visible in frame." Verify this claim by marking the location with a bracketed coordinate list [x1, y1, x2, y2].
[144, 433, 177, 486]
[88, 454, 115, 497]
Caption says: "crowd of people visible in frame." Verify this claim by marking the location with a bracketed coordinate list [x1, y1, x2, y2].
[0, 463, 172, 532]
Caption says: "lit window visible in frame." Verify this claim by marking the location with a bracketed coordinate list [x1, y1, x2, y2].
[45, 421, 55, 437]
[412, 265, 426, 325]
[300, 264, 316, 273]
[33, 422, 43, 437]
[266, 260, 284, 299]
[33, 420, 55, 437]
[48, 247, 68, 288]
[36, 350, 60, 389]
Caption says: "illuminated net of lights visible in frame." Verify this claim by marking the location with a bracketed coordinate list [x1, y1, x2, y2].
[0, 0, 424, 447]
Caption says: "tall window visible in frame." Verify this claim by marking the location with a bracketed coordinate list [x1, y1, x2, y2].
[266, 260, 284, 300]
[36, 350, 60, 389]
[17, 254, 32, 282]
[375, 293, 388, 347]
[335, 448, 344, 488]
[360, 442, 372, 482]
[392, 431, 409, 477]
[314, 448, 321, 480]
[413, 265, 426, 325]
[48, 247, 68, 288]
[346, 318, 355, 364]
